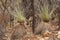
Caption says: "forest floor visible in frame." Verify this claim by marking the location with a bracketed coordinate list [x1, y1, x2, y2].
[1, 17, 60, 40]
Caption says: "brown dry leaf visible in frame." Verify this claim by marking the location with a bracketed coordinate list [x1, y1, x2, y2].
[43, 31, 52, 37]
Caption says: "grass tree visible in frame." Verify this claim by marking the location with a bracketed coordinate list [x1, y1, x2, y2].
[40, 0, 57, 22]
[9, 0, 26, 23]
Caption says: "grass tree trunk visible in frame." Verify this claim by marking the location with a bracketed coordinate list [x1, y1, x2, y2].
[22, 0, 36, 33]
[31, 0, 35, 33]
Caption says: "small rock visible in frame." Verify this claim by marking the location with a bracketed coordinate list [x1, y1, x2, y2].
[28, 39, 30, 40]
[44, 37, 49, 40]
[39, 38, 45, 40]
[57, 31, 60, 39]
[58, 31, 60, 35]
[57, 35, 60, 39]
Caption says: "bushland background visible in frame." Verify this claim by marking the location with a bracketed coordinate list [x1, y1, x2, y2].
[0, 0, 60, 40]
